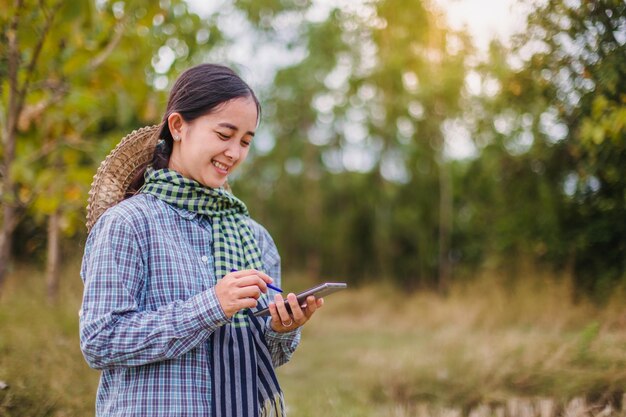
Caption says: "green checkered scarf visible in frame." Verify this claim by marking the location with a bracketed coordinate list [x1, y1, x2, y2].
[140, 167, 285, 417]
[140, 167, 263, 277]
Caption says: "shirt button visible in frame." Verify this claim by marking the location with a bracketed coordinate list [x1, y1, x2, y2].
[201, 255, 209, 263]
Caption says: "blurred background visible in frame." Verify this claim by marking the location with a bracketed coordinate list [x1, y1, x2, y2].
[0, 0, 625, 416]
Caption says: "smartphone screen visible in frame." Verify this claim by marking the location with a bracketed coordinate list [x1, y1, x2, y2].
[253, 282, 347, 317]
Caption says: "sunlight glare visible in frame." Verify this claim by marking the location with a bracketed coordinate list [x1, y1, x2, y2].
[433, 0, 527, 52]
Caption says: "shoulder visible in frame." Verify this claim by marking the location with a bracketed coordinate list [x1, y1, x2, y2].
[87, 194, 167, 241]
[247, 218, 274, 248]
[247, 218, 280, 265]
[100, 194, 162, 223]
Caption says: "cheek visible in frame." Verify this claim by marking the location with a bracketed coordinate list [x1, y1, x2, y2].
[181, 144, 209, 174]
[238, 147, 251, 163]
[189, 140, 215, 160]
[183, 146, 202, 164]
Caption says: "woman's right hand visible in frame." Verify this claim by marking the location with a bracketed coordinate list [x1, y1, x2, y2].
[214, 269, 274, 318]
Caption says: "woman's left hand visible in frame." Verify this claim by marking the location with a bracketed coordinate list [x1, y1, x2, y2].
[269, 293, 324, 333]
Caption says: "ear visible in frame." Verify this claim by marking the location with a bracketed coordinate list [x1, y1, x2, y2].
[167, 113, 185, 140]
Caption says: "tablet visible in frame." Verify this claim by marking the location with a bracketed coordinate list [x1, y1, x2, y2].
[253, 282, 347, 317]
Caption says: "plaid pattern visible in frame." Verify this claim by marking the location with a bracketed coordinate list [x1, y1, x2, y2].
[140, 168, 262, 327]
[80, 191, 300, 416]
[140, 168, 284, 417]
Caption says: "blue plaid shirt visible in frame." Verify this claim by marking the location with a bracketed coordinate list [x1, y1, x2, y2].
[80, 194, 300, 416]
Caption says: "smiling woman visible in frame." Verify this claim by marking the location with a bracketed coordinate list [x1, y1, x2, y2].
[167, 97, 258, 188]
[79, 63, 324, 417]
[126, 64, 263, 193]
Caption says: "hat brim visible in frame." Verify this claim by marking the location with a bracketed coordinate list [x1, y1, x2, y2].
[86, 125, 160, 232]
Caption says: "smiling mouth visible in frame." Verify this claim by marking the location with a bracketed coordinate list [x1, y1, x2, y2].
[212, 160, 231, 172]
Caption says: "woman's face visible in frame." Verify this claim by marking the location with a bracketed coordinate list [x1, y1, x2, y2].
[168, 96, 258, 188]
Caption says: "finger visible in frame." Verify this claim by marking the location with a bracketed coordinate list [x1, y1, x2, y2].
[268, 302, 293, 332]
[237, 285, 262, 300]
[274, 294, 292, 323]
[268, 302, 281, 325]
[252, 270, 274, 284]
[230, 269, 274, 284]
[303, 295, 318, 318]
[228, 268, 256, 278]
[234, 275, 267, 288]
[286, 293, 306, 324]
[237, 297, 258, 310]
[305, 297, 324, 318]
[234, 276, 268, 293]
[268, 301, 279, 318]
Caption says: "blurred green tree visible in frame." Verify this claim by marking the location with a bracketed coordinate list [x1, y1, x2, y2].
[468, 0, 626, 299]
[0, 0, 224, 299]
[1, 0, 623, 301]
[232, 0, 470, 290]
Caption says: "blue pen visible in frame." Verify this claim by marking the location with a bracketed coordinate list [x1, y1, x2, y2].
[266, 283, 283, 293]
[230, 268, 283, 293]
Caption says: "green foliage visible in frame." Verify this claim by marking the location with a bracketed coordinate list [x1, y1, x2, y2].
[466, 0, 626, 299]
[234, 0, 471, 288]
[2, 0, 225, 254]
[2, 0, 625, 299]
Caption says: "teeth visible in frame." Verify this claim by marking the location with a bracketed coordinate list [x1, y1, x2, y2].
[212, 160, 229, 171]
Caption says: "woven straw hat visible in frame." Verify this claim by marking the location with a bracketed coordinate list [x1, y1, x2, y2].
[86, 124, 161, 232]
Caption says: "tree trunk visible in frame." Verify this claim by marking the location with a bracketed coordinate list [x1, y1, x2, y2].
[0, 89, 19, 296]
[304, 142, 322, 279]
[0, 2, 23, 295]
[437, 154, 452, 294]
[46, 209, 61, 303]
[0, 205, 16, 296]
[1, 0, 60, 294]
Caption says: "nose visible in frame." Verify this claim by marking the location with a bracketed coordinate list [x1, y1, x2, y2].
[223, 141, 241, 161]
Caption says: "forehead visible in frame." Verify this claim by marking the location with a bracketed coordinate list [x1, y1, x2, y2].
[205, 97, 258, 129]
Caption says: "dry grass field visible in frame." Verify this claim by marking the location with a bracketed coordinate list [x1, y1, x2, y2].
[0, 261, 625, 416]
[279, 270, 626, 416]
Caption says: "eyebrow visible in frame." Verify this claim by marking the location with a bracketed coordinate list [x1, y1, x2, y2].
[218, 122, 255, 137]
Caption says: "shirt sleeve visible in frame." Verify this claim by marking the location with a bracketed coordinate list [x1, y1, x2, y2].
[79, 212, 231, 370]
[250, 219, 302, 368]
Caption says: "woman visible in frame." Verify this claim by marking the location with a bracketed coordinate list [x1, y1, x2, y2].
[80, 63, 323, 416]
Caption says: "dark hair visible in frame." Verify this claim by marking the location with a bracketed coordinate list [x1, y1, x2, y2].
[127, 63, 260, 195]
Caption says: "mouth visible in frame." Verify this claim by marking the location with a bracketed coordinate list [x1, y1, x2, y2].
[211, 159, 231, 174]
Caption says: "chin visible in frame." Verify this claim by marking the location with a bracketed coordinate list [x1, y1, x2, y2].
[201, 177, 226, 189]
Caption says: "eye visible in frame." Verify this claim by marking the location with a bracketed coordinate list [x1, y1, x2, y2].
[241, 139, 251, 147]
[217, 132, 231, 140]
